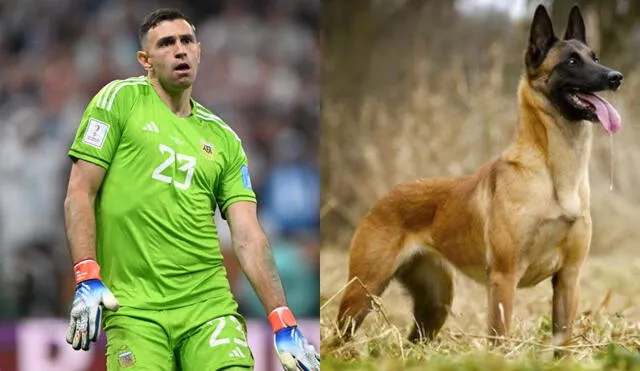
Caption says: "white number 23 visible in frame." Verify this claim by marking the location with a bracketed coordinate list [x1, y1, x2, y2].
[151, 144, 197, 190]
[208, 315, 248, 348]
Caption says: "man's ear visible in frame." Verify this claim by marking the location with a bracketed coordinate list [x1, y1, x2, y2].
[136, 50, 152, 72]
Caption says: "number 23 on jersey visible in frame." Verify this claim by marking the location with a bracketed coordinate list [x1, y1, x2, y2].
[151, 144, 197, 190]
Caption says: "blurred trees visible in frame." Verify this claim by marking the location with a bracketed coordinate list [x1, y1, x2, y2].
[322, 0, 461, 112]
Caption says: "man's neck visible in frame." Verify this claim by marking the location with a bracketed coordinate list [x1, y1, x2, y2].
[149, 77, 192, 118]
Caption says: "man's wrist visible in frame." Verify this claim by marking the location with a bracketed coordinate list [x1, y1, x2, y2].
[268, 306, 297, 332]
[73, 258, 102, 285]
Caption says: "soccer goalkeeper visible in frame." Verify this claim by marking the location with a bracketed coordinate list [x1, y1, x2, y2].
[63, 8, 319, 371]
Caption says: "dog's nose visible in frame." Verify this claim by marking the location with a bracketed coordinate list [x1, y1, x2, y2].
[608, 71, 623, 90]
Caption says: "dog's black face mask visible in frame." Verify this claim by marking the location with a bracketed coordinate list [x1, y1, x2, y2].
[525, 5, 622, 133]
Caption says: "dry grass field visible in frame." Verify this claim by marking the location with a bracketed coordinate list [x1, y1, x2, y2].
[320, 247, 640, 370]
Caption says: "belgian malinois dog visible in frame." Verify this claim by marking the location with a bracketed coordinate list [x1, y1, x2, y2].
[336, 4, 623, 354]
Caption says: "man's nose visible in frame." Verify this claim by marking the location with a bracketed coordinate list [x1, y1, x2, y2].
[174, 41, 187, 55]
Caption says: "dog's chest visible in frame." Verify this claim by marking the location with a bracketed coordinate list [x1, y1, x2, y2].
[516, 171, 589, 287]
[518, 214, 573, 288]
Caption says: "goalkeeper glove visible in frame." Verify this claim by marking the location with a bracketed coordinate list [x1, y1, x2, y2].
[269, 306, 320, 371]
[65, 259, 120, 351]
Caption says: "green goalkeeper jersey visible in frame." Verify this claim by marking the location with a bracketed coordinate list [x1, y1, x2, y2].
[68, 76, 256, 311]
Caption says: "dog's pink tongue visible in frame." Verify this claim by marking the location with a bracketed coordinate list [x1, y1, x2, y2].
[576, 93, 621, 134]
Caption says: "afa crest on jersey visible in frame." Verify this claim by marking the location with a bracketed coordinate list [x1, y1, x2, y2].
[200, 139, 215, 159]
[117, 345, 136, 368]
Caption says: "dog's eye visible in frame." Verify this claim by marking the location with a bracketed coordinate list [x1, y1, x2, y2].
[568, 57, 578, 66]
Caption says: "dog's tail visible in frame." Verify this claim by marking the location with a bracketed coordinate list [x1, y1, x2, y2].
[335, 213, 406, 340]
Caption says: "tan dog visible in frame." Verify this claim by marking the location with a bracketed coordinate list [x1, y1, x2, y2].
[336, 4, 623, 354]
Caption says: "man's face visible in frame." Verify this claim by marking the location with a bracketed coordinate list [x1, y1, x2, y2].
[139, 19, 201, 91]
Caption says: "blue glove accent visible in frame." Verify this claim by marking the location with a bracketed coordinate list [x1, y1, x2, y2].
[274, 326, 320, 371]
[65, 279, 120, 351]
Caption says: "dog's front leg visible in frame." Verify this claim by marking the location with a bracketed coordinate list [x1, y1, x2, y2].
[552, 216, 591, 358]
[551, 265, 581, 358]
[487, 266, 518, 345]
[485, 219, 520, 347]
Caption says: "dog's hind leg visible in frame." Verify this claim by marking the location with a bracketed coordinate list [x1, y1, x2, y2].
[336, 226, 405, 339]
[396, 248, 454, 343]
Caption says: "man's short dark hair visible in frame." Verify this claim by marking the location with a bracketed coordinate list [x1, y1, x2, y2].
[138, 8, 195, 47]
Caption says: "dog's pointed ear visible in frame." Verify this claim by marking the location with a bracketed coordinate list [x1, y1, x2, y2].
[563, 5, 586, 44]
[526, 5, 557, 73]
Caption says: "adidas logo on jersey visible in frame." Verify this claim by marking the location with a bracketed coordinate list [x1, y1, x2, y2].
[228, 346, 246, 358]
[142, 122, 160, 133]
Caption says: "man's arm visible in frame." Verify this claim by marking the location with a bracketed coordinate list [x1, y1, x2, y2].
[64, 159, 106, 264]
[64, 159, 119, 351]
[226, 201, 320, 370]
[225, 201, 286, 313]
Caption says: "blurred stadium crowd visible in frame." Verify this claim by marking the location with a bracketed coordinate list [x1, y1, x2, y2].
[0, 0, 319, 320]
